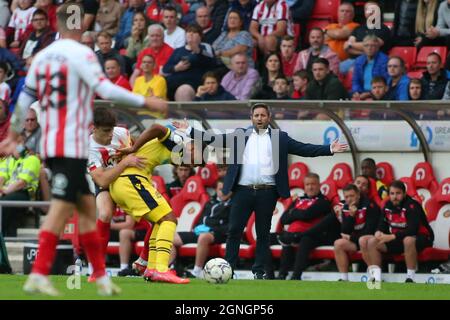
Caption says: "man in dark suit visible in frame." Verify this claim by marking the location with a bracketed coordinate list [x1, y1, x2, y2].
[173, 103, 347, 278]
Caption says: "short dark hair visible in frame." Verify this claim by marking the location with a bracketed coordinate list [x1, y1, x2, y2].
[0, 61, 8, 73]
[251, 103, 271, 116]
[104, 57, 121, 66]
[389, 180, 406, 193]
[97, 31, 112, 41]
[186, 24, 203, 37]
[163, 5, 178, 14]
[202, 71, 219, 83]
[93, 107, 117, 128]
[427, 52, 442, 64]
[355, 174, 371, 191]
[309, 27, 324, 36]
[282, 35, 295, 42]
[371, 76, 387, 85]
[293, 70, 308, 79]
[362, 158, 376, 167]
[274, 76, 289, 85]
[343, 183, 360, 193]
[33, 9, 48, 19]
[312, 57, 329, 68]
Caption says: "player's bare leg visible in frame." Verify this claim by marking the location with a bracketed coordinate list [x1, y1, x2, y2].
[403, 236, 418, 282]
[77, 194, 121, 295]
[334, 239, 357, 281]
[358, 235, 373, 264]
[23, 199, 74, 296]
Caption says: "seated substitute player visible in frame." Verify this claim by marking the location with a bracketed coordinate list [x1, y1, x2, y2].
[363, 180, 434, 283]
[87, 107, 147, 280]
[333, 184, 380, 281]
[110, 123, 204, 284]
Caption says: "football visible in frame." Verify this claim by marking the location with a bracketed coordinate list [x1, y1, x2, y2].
[203, 258, 233, 284]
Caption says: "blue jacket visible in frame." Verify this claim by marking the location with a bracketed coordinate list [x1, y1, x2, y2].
[114, 5, 146, 49]
[351, 51, 389, 94]
[190, 126, 333, 198]
[386, 75, 410, 101]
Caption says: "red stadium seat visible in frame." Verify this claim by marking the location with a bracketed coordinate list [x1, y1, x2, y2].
[306, 19, 331, 34]
[384, 21, 393, 30]
[326, 163, 353, 199]
[368, 177, 384, 208]
[411, 162, 439, 207]
[310, 0, 340, 21]
[343, 69, 353, 91]
[376, 162, 395, 186]
[196, 162, 219, 188]
[288, 162, 310, 197]
[320, 179, 341, 206]
[170, 176, 210, 232]
[151, 175, 170, 202]
[407, 70, 423, 79]
[389, 47, 417, 71]
[399, 177, 422, 204]
[414, 46, 448, 69]
[424, 178, 450, 250]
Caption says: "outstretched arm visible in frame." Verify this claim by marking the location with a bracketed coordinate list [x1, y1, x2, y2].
[288, 136, 348, 157]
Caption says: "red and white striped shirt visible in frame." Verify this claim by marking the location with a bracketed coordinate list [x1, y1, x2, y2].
[87, 126, 131, 173]
[8, 6, 36, 42]
[25, 39, 107, 160]
[251, 0, 293, 37]
[0, 82, 11, 103]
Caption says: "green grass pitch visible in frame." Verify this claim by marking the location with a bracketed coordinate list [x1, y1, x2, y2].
[0, 275, 449, 300]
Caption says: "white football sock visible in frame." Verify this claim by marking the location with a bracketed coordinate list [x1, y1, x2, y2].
[407, 269, 415, 280]
[340, 273, 348, 281]
[120, 264, 128, 270]
[370, 265, 381, 282]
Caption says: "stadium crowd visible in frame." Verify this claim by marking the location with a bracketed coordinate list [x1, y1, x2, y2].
[0, 0, 450, 283]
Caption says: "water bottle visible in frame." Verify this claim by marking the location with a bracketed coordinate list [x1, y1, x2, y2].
[74, 257, 83, 276]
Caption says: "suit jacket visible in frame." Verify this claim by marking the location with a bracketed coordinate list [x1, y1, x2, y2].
[190, 126, 333, 198]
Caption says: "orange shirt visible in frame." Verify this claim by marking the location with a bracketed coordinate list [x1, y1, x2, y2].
[325, 22, 359, 61]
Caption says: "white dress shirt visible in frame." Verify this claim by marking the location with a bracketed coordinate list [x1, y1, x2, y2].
[238, 128, 276, 186]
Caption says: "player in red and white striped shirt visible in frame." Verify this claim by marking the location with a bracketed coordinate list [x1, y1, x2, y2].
[1, 3, 167, 297]
[249, 0, 294, 55]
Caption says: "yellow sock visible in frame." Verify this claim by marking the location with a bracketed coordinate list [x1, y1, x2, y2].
[147, 223, 160, 270]
[155, 220, 176, 272]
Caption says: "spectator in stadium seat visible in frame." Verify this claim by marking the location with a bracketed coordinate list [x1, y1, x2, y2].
[132, 54, 167, 99]
[249, 0, 294, 55]
[277, 173, 334, 280]
[34, 0, 57, 32]
[166, 164, 195, 198]
[225, 0, 257, 32]
[415, 0, 441, 48]
[392, 0, 418, 47]
[163, 24, 217, 101]
[363, 180, 434, 283]
[19, 9, 56, 62]
[385, 56, 410, 101]
[361, 158, 388, 200]
[7, 0, 36, 48]
[304, 58, 348, 101]
[81, 31, 96, 51]
[420, 52, 449, 100]
[163, 6, 186, 50]
[341, 1, 391, 74]
[104, 57, 132, 91]
[333, 184, 380, 281]
[409, 78, 423, 100]
[272, 76, 290, 100]
[0, 99, 10, 142]
[195, 6, 213, 40]
[130, 24, 174, 85]
[221, 52, 260, 100]
[114, 0, 146, 49]
[21, 108, 41, 154]
[95, 0, 122, 37]
[0, 139, 41, 237]
[202, 0, 229, 45]
[0, 62, 11, 103]
[212, 9, 254, 69]
[95, 31, 128, 76]
[194, 72, 236, 101]
[180, 179, 232, 278]
[420, 0, 450, 49]
[368, 76, 388, 101]
[125, 12, 149, 61]
[294, 28, 340, 77]
[280, 36, 298, 79]
[145, 0, 186, 24]
[0, 0, 11, 29]
[252, 52, 283, 99]
[325, 2, 360, 62]
[291, 69, 308, 99]
[351, 34, 389, 101]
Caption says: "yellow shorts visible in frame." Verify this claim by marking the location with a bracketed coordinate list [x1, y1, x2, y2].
[110, 174, 172, 223]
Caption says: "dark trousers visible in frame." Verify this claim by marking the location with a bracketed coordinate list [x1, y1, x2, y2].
[1, 190, 30, 237]
[225, 186, 278, 274]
